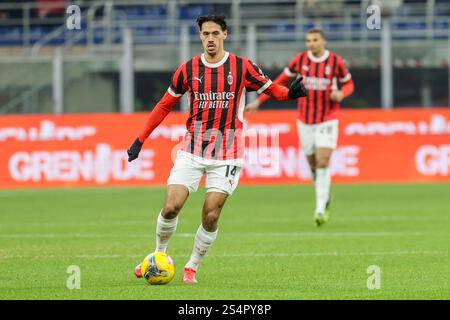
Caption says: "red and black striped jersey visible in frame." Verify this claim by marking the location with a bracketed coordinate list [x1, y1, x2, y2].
[167, 51, 272, 161]
[285, 50, 351, 124]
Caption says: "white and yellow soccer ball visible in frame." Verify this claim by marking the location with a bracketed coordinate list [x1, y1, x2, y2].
[140, 252, 175, 285]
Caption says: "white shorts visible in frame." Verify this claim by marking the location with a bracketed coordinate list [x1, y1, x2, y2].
[167, 151, 242, 195]
[297, 119, 339, 156]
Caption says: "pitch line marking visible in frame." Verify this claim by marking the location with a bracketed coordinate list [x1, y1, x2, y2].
[0, 231, 448, 238]
[1, 216, 449, 228]
[0, 250, 446, 260]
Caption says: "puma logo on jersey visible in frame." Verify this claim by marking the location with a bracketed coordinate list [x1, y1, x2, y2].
[194, 76, 203, 84]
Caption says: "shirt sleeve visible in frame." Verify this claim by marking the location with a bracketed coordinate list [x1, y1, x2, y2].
[138, 92, 180, 142]
[243, 59, 273, 95]
[167, 63, 188, 97]
[336, 56, 352, 83]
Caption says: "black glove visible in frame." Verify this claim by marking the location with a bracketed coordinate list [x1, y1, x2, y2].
[288, 76, 308, 99]
[127, 138, 143, 162]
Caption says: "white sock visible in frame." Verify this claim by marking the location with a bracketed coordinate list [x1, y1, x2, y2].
[315, 168, 331, 215]
[155, 211, 178, 253]
[185, 224, 218, 271]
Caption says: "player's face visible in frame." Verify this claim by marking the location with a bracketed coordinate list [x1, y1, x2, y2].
[306, 32, 326, 56]
[199, 21, 227, 56]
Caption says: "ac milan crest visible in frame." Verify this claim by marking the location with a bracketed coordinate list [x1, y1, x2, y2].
[227, 72, 233, 85]
[325, 65, 331, 75]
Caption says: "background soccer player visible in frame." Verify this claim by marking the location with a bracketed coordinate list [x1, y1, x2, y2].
[245, 29, 354, 226]
[127, 14, 307, 283]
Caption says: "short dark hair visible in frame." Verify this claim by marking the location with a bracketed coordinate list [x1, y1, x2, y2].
[307, 28, 326, 39]
[196, 14, 227, 31]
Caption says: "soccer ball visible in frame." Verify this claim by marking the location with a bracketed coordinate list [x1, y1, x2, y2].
[140, 252, 175, 285]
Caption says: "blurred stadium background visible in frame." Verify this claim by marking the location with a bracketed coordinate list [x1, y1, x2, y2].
[0, 0, 449, 114]
[1, 0, 449, 300]
[1, 0, 450, 187]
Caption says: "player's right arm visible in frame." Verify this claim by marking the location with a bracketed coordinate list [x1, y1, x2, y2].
[245, 53, 301, 113]
[127, 63, 188, 162]
[243, 58, 306, 105]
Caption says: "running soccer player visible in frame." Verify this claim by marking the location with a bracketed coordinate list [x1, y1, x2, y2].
[245, 29, 354, 227]
[127, 14, 307, 283]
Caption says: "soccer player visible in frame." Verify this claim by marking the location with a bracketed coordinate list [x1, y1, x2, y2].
[245, 29, 354, 227]
[127, 14, 307, 283]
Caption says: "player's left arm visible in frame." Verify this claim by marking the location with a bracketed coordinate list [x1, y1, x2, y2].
[243, 59, 307, 102]
[331, 56, 354, 103]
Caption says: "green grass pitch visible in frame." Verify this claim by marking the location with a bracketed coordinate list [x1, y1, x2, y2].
[0, 184, 449, 299]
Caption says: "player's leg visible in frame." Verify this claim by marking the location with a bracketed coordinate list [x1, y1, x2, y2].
[134, 185, 188, 278]
[297, 120, 316, 182]
[298, 120, 322, 223]
[313, 119, 338, 226]
[135, 152, 203, 278]
[157, 152, 204, 252]
[155, 184, 189, 253]
[314, 147, 333, 220]
[183, 164, 241, 283]
[183, 192, 228, 283]
[306, 154, 317, 182]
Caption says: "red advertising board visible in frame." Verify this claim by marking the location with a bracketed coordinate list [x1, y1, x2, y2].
[1, 109, 449, 189]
